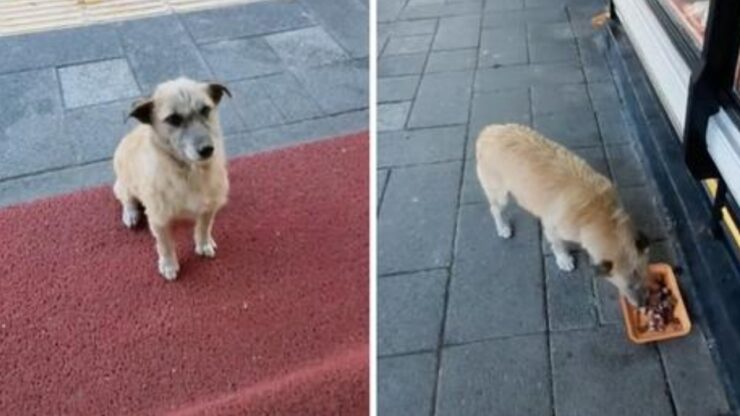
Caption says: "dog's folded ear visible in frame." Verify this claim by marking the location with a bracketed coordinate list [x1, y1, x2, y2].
[128, 99, 154, 125]
[594, 260, 613, 276]
[207, 83, 232, 105]
[635, 230, 650, 253]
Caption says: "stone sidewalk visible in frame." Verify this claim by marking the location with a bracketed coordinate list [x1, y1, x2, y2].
[0, 0, 368, 208]
[377, 0, 733, 415]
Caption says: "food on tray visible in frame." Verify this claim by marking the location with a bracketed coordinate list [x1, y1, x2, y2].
[638, 278, 680, 333]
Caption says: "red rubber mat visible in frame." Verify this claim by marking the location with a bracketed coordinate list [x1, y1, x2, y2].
[0, 132, 369, 416]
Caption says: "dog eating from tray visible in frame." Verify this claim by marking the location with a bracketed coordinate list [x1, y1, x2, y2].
[476, 123, 681, 333]
[113, 77, 231, 281]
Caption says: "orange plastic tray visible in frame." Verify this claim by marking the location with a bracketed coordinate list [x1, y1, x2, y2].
[620, 263, 691, 344]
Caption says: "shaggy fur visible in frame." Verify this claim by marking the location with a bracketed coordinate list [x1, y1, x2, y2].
[113, 78, 230, 281]
[476, 123, 649, 305]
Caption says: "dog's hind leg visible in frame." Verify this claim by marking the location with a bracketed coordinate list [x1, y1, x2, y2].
[113, 179, 142, 229]
[477, 164, 512, 239]
[544, 225, 575, 272]
[194, 210, 218, 258]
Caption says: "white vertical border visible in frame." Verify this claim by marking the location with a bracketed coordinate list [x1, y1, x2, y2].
[368, 0, 378, 413]
[707, 109, 740, 204]
[614, 0, 691, 136]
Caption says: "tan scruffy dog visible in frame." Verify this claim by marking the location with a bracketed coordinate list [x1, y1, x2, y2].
[113, 77, 231, 281]
[476, 123, 650, 306]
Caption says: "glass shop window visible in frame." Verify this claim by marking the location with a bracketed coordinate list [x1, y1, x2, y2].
[659, 0, 711, 49]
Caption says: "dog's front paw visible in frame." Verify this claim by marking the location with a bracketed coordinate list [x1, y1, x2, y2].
[556, 253, 575, 272]
[195, 238, 217, 258]
[122, 206, 141, 228]
[158, 257, 179, 281]
[497, 224, 513, 239]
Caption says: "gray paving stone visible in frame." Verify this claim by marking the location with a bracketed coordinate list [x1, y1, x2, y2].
[551, 327, 674, 416]
[568, 0, 607, 16]
[605, 143, 648, 188]
[545, 252, 599, 331]
[199, 37, 283, 81]
[579, 44, 611, 80]
[475, 62, 584, 91]
[400, 1, 482, 19]
[378, 169, 389, 210]
[529, 39, 579, 63]
[588, 81, 623, 113]
[299, 0, 368, 58]
[595, 275, 623, 325]
[531, 83, 591, 115]
[460, 159, 486, 204]
[58, 59, 139, 109]
[482, 7, 567, 28]
[406, 0, 444, 6]
[0, 25, 122, 74]
[527, 23, 577, 64]
[181, 1, 314, 43]
[425, 49, 477, 73]
[379, 102, 412, 131]
[216, 97, 248, 135]
[478, 26, 528, 67]
[264, 72, 326, 121]
[571, 19, 599, 39]
[292, 60, 368, 115]
[390, 19, 438, 36]
[225, 110, 367, 156]
[378, 126, 466, 167]
[379, 269, 448, 355]
[577, 34, 609, 65]
[436, 334, 551, 416]
[379, 53, 427, 77]
[378, 353, 437, 416]
[596, 110, 633, 144]
[378, 30, 391, 57]
[384, 34, 434, 56]
[573, 145, 611, 179]
[584, 59, 614, 83]
[659, 330, 731, 416]
[534, 109, 602, 149]
[408, 70, 474, 128]
[378, 75, 420, 103]
[117, 15, 212, 92]
[0, 160, 113, 208]
[485, 0, 525, 11]
[265, 26, 349, 68]
[379, 0, 405, 22]
[619, 186, 668, 239]
[378, 161, 462, 274]
[467, 88, 530, 155]
[0, 69, 73, 180]
[528, 21, 574, 41]
[229, 78, 285, 130]
[446, 204, 546, 343]
[379, 22, 393, 40]
[433, 15, 481, 50]
[64, 100, 133, 163]
[525, 0, 568, 8]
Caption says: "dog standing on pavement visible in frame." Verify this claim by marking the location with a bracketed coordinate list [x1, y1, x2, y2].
[113, 77, 231, 281]
[476, 123, 650, 306]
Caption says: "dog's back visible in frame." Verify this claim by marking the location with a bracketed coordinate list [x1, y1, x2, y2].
[476, 123, 615, 227]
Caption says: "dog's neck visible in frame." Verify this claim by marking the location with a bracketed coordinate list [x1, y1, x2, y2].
[580, 205, 632, 263]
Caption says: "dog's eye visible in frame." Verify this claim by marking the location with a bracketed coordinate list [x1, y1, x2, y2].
[200, 106, 211, 118]
[165, 114, 184, 127]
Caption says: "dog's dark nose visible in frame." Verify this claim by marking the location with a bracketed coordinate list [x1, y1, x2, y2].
[198, 145, 214, 159]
